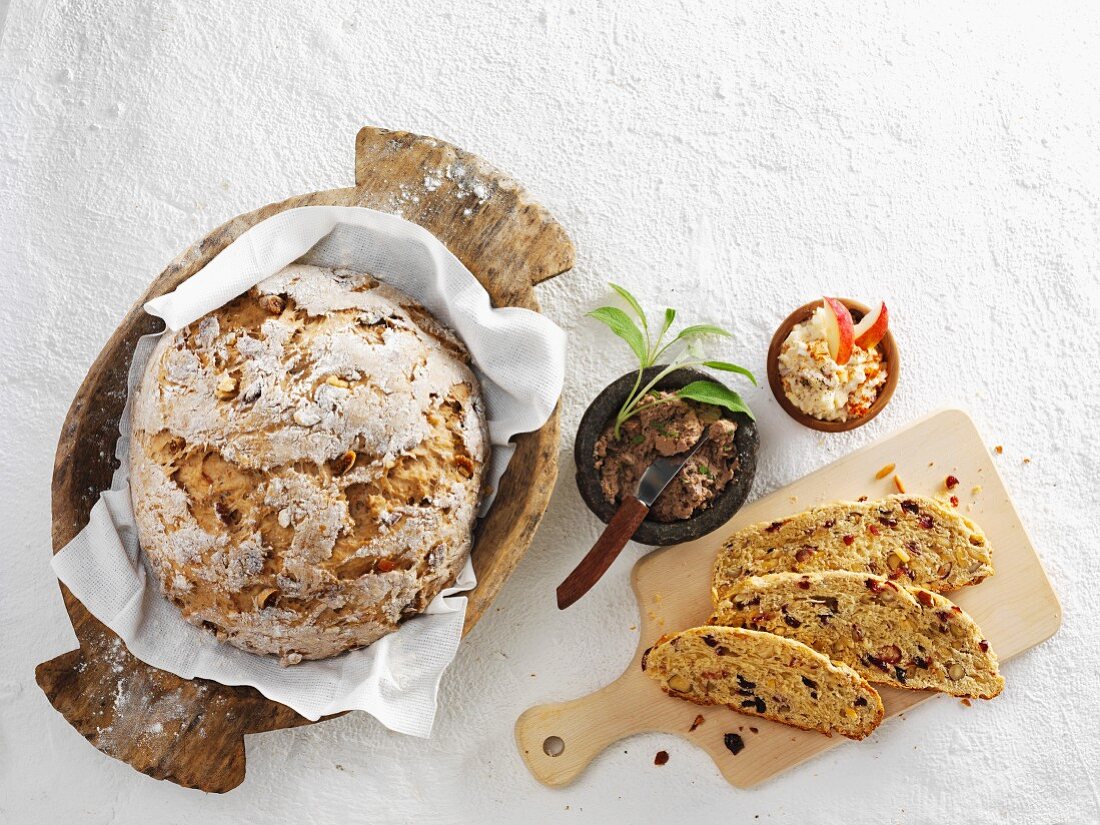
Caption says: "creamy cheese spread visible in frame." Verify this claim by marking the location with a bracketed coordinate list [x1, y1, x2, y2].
[778, 306, 887, 422]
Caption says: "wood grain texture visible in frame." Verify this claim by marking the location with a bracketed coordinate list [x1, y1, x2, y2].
[557, 495, 650, 610]
[36, 126, 574, 793]
[516, 409, 1062, 788]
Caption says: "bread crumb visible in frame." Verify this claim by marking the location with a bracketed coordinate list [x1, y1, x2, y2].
[654, 750, 669, 766]
[971, 485, 983, 495]
[960, 698, 972, 707]
[875, 463, 896, 480]
[893, 474, 906, 493]
[689, 714, 705, 732]
[1023, 457, 1031, 464]
[994, 445, 1003, 454]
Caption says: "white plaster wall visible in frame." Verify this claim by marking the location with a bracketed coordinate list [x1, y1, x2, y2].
[1, 1, 1098, 822]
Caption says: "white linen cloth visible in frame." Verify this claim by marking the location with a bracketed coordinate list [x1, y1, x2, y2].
[51, 206, 565, 735]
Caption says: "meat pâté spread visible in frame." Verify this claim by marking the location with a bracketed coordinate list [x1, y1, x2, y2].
[778, 306, 887, 422]
[594, 391, 739, 522]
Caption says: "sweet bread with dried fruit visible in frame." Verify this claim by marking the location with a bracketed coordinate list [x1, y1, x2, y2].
[712, 495, 992, 601]
[711, 571, 1004, 699]
[641, 625, 884, 740]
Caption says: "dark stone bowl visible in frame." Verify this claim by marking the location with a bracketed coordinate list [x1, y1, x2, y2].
[574, 367, 759, 546]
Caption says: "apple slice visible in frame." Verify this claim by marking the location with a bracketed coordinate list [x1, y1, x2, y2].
[821, 297, 855, 365]
[853, 301, 889, 350]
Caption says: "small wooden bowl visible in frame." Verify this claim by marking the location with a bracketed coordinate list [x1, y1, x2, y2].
[766, 299, 899, 433]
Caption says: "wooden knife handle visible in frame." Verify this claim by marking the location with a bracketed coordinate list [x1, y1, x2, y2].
[556, 496, 650, 609]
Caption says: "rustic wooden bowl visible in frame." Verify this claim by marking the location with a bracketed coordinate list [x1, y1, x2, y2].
[574, 367, 758, 546]
[35, 126, 574, 792]
[766, 299, 899, 433]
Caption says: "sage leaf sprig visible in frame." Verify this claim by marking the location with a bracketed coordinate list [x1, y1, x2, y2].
[588, 283, 756, 438]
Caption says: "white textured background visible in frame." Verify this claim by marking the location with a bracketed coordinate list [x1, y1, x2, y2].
[1, 1, 1098, 822]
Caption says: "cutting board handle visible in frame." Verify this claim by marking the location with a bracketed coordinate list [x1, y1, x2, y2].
[515, 673, 648, 787]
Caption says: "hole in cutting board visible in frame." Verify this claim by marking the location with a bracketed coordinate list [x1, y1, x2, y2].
[542, 736, 565, 757]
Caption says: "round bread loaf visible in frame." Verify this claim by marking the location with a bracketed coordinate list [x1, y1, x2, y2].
[129, 264, 488, 664]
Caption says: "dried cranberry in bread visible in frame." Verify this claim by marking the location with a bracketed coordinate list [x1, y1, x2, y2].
[711, 571, 1004, 699]
[712, 495, 992, 602]
[130, 264, 488, 664]
[641, 626, 884, 740]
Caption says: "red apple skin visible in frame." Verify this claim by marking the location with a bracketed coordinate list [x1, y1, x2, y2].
[854, 301, 889, 350]
[822, 297, 855, 365]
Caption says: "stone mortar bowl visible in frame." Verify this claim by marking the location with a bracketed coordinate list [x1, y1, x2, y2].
[574, 366, 759, 546]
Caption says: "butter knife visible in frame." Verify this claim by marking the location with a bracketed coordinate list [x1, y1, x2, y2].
[556, 432, 711, 610]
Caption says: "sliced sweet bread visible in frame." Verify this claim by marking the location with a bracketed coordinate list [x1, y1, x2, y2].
[712, 495, 993, 602]
[641, 625, 884, 740]
[711, 571, 1004, 699]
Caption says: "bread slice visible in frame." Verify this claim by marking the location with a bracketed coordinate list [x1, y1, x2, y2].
[712, 495, 993, 602]
[641, 626, 884, 740]
[711, 571, 1004, 699]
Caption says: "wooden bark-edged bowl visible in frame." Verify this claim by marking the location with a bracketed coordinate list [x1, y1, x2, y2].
[574, 367, 758, 546]
[766, 299, 899, 433]
[35, 127, 574, 793]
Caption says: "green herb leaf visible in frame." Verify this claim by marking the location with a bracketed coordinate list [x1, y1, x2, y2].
[653, 323, 733, 362]
[703, 361, 758, 386]
[675, 380, 755, 420]
[655, 307, 676, 352]
[631, 433, 645, 445]
[588, 306, 648, 365]
[697, 462, 712, 477]
[671, 324, 732, 342]
[608, 283, 648, 332]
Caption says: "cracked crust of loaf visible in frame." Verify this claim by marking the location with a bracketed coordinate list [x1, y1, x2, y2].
[712, 495, 994, 603]
[129, 264, 489, 664]
[641, 626, 884, 740]
[711, 571, 1004, 699]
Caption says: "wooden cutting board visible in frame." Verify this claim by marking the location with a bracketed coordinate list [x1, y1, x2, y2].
[36, 126, 574, 792]
[516, 409, 1061, 788]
